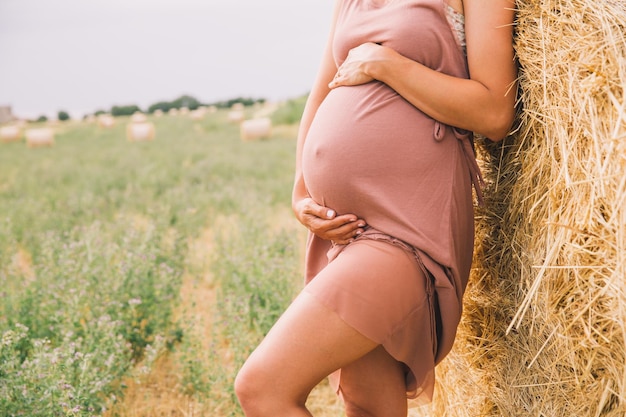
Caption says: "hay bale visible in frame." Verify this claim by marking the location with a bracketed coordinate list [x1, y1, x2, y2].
[126, 121, 155, 142]
[253, 101, 279, 119]
[25, 128, 54, 148]
[130, 111, 147, 123]
[422, 1, 626, 417]
[228, 110, 245, 123]
[189, 108, 206, 121]
[240, 117, 272, 141]
[97, 114, 115, 128]
[0, 125, 22, 143]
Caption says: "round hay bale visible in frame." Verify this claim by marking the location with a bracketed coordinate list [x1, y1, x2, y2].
[423, 2, 626, 417]
[25, 128, 54, 148]
[0, 125, 22, 143]
[126, 122, 155, 142]
[228, 110, 245, 123]
[130, 111, 147, 123]
[240, 117, 272, 141]
[190, 108, 206, 121]
[97, 114, 115, 128]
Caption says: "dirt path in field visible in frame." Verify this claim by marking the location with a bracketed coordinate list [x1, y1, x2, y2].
[104, 227, 216, 417]
[105, 210, 345, 416]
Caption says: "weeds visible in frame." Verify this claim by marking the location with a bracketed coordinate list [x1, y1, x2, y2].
[0, 108, 304, 416]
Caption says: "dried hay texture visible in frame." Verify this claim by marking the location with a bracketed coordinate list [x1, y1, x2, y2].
[427, 1, 626, 416]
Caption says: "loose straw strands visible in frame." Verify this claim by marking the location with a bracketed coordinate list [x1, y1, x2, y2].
[420, 1, 626, 416]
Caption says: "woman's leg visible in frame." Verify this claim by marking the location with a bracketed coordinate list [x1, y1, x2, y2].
[235, 239, 415, 417]
[234, 290, 379, 417]
[338, 346, 408, 417]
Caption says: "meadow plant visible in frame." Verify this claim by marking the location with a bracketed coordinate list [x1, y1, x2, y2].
[270, 95, 306, 126]
[197, 213, 302, 408]
[1, 319, 130, 416]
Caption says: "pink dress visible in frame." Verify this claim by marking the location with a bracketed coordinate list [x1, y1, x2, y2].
[301, 0, 480, 403]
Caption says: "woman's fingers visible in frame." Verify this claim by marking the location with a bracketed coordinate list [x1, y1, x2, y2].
[294, 197, 366, 242]
[329, 42, 381, 88]
[308, 214, 365, 243]
[297, 198, 335, 220]
[328, 220, 365, 244]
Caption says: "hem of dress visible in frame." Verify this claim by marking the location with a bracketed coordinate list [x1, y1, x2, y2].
[302, 286, 436, 405]
[307, 230, 441, 404]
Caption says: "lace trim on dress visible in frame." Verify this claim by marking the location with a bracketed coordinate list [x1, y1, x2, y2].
[445, 5, 466, 55]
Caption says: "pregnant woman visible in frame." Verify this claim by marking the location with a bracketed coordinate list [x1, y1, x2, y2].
[235, 0, 518, 415]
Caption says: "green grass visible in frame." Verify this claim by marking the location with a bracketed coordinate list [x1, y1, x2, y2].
[0, 107, 305, 416]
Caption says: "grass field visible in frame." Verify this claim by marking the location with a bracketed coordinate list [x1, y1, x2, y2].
[0, 102, 343, 416]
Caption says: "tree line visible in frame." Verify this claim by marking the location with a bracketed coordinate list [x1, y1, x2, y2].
[43, 95, 267, 122]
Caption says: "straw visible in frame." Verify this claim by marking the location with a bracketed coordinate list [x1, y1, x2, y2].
[418, 1, 626, 416]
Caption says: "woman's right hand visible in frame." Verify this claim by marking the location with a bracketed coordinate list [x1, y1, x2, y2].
[293, 198, 366, 245]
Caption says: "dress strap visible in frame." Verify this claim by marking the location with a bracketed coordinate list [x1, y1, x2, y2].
[456, 129, 485, 207]
[434, 121, 485, 206]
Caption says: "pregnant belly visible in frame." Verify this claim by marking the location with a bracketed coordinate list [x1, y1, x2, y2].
[302, 84, 442, 215]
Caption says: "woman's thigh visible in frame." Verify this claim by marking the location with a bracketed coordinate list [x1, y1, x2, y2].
[236, 289, 379, 408]
[237, 238, 417, 414]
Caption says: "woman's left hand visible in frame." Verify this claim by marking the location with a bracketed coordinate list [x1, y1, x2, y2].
[328, 42, 384, 88]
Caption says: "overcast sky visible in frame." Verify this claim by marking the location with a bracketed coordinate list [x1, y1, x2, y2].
[0, 0, 334, 119]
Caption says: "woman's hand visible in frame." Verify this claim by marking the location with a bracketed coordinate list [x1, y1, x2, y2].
[294, 198, 366, 245]
[328, 42, 385, 89]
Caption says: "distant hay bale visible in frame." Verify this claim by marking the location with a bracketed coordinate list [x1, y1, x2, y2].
[189, 108, 206, 121]
[153, 109, 164, 117]
[253, 101, 279, 119]
[231, 102, 244, 111]
[14, 119, 28, 128]
[130, 111, 147, 123]
[0, 125, 22, 143]
[240, 117, 272, 141]
[422, 2, 626, 417]
[126, 121, 155, 142]
[97, 114, 115, 128]
[25, 128, 54, 148]
[168, 108, 179, 116]
[228, 110, 245, 123]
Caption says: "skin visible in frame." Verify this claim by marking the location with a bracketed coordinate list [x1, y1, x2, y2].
[235, 1, 518, 416]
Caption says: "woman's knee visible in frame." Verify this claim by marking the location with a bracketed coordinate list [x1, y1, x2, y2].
[234, 359, 267, 412]
[235, 356, 306, 416]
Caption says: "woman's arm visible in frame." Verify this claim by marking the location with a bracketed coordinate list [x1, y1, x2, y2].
[330, 0, 518, 141]
[292, 0, 366, 244]
[292, 1, 340, 208]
